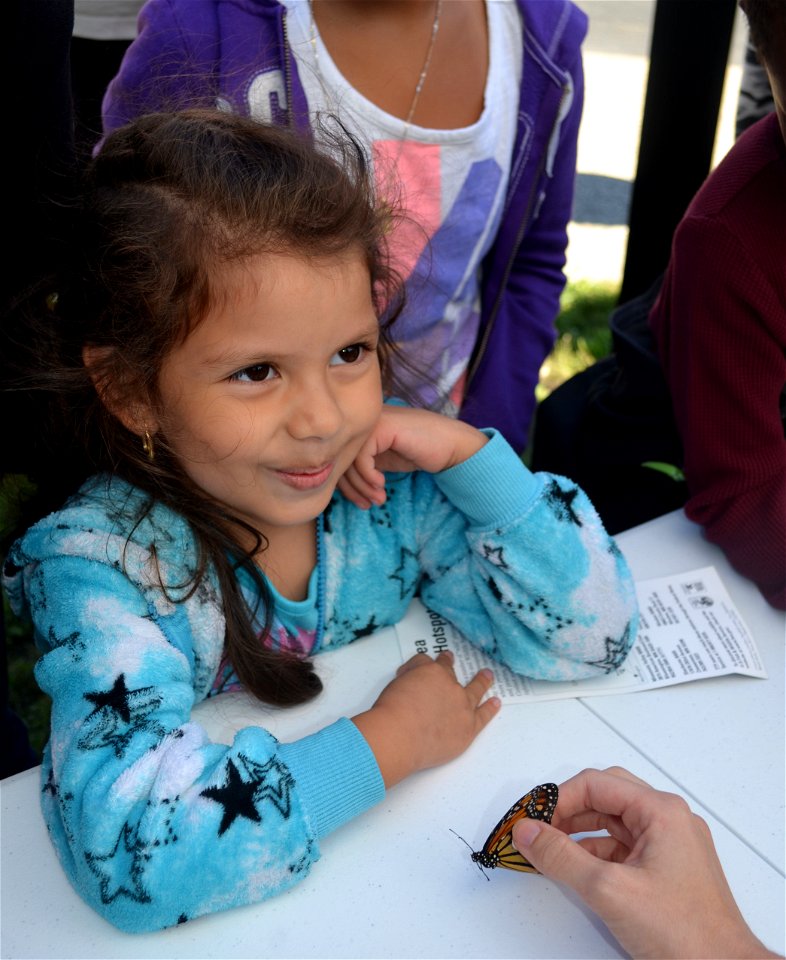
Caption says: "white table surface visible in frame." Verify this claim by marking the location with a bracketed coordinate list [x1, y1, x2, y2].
[588, 510, 786, 874]
[2, 510, 784, 959]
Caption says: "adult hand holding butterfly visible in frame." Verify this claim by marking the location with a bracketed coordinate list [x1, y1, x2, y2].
[511, 767, 782, 960]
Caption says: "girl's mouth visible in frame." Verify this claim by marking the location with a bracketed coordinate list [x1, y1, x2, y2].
[274, 463, 334, 491]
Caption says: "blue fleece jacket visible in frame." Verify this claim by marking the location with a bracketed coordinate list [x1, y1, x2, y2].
[3, 431, 637, 932]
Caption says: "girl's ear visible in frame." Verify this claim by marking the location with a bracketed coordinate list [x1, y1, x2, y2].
[81, 344, 159, 438]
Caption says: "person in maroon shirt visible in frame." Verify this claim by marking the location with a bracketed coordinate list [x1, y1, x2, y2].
[648, 0, 786, 611]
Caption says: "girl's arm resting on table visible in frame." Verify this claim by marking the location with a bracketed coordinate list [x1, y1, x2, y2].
[17, 550, 499, 929]
[422, 430, 638, 681]
[18, 557, 383, 933]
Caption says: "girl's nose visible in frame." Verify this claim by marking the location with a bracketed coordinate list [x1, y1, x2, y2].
[286, 379, 343, 440]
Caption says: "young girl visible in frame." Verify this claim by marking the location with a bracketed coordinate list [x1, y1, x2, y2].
[2, 109, 637, 933]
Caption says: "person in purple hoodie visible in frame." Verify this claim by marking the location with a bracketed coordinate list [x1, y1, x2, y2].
[101, 0, 587, 454]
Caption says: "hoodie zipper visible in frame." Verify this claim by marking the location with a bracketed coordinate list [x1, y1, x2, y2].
[281, 7, 294, 126]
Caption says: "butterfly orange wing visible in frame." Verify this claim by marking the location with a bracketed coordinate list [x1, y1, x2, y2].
[472, 783, 559, 873]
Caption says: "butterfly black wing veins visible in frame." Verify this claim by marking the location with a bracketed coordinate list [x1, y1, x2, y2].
[470, 782, 559, 872]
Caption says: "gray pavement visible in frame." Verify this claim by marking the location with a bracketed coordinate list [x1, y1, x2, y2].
[566, 0, 748, 285]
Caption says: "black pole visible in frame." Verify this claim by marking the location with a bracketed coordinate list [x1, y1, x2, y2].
[619, 0, 737, 304]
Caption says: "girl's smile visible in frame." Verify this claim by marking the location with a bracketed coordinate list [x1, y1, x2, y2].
[273, 462, 335, 490]
[140, 249, 383, 555]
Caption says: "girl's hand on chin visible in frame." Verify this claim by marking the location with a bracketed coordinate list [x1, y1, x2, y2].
[337, 406, 487, 508]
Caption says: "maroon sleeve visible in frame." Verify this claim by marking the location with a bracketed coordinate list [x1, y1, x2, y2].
[650, 214, 786, 610]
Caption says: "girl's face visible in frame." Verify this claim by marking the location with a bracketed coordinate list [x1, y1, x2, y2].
[148, 250, 383, 542]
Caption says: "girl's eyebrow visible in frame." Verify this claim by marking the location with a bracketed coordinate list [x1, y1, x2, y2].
[201, 321, 381, 368]
[200, 346, 275, 369]
[341, 320, 381, 344]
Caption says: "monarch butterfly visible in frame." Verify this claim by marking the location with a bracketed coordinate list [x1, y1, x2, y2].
[452, 782, 559, 877]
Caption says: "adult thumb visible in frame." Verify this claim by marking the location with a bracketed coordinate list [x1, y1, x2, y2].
[512, 818, 596, 890]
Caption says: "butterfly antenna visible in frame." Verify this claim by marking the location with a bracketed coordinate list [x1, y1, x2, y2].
[449, 829, 490, 881]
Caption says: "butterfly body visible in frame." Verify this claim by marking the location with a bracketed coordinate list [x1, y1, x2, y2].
[469, 782, 559, 874]
[471, 848, 532, 871]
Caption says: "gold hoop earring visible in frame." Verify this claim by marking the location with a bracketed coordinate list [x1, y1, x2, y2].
[142, 430, 155, 462]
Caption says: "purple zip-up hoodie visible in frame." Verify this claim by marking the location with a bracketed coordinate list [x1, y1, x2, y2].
[103, 0, 587, 452]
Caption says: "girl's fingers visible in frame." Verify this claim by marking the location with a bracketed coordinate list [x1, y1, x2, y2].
[435, 649, 455, 669]
[337, 465, 385, 508]
[349, 441, 386, 484]
[342, 462, 386, 506]
[336, 473, 372, 510]
[396, 651, 444, 676]
[464, 667, 495, 702]
[394, 652, 496, 722]
[475, 693, 502, 726]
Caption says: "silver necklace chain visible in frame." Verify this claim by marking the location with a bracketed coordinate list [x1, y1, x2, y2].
[308, 0, 444, 139]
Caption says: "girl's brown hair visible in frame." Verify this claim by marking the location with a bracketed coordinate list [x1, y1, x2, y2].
[7, 108, 404, 706]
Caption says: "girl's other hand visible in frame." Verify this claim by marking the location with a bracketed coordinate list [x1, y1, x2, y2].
[338, 405, 487, 508]
[352, 651, 499, 787]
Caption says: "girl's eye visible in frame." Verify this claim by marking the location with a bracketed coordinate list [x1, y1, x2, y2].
[330, 343, 367, 366]
[230, 363, 276, 383]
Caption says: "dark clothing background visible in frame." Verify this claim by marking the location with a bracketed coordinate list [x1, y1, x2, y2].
[2, 0, 77, 777]
[71, 35, 134, 160]
[530, 278, 688, 536]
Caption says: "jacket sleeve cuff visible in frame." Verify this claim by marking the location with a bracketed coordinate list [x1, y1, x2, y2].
[433, 429, 541, 525]
[279, 717, 385, 839]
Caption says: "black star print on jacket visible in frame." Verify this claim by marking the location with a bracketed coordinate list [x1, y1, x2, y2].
[201, 759, 262, 836]
[85, 822, 152, 905]
[543, 479, 583, 526]
[84, 673, 135, 722]
[586, 623, 633, 673]
[80, 673, 166, 758]
[201, 754, 294, 837]
[390, 546, 420, 599]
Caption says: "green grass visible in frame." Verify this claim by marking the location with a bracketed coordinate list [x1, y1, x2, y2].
[1, 280, 618, 765]
[538, 279, 618, 399]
